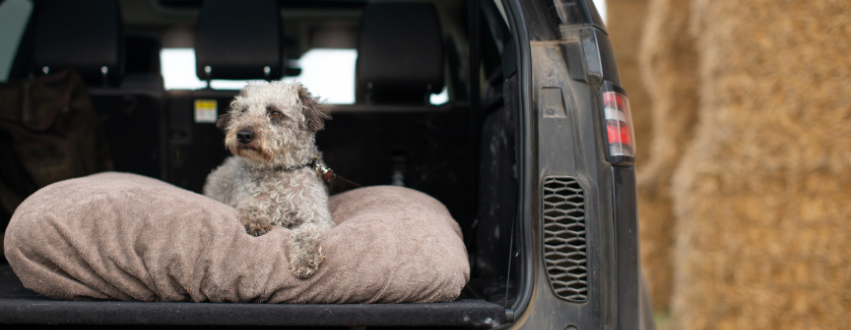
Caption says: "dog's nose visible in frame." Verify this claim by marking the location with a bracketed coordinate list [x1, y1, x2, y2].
[237, 130, 254, 144]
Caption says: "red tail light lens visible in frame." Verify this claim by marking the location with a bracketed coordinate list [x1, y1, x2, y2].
[601, 82, 635, 165]
[606, 120, 632, 146]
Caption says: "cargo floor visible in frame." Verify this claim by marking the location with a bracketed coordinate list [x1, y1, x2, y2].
[0, 264, 505, 328]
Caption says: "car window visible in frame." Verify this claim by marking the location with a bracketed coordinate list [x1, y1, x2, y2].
[430, 85, 449, 105]
[0, 0, 33, 82]
[282, 49, 357, 105]
[161, 48, 359, 104]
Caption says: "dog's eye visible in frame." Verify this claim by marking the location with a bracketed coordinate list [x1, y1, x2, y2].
[266, 106, 284, 119]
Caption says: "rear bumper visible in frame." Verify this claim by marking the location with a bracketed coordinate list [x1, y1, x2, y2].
[0, 265, 505, 328]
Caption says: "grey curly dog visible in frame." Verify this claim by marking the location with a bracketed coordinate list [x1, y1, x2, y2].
[203, 80, 333, 279]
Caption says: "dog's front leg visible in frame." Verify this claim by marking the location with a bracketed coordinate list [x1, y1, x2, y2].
[238, 200, 274, 237]
[289, 220, 333, 279]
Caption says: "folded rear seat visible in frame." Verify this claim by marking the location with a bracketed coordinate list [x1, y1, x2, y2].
[29, 0, 166, 180]
[319, 2, 476, 222]
[167, 0, 282, 193]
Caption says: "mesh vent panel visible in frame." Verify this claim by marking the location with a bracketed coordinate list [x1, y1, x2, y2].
[542, 177, 588, 302]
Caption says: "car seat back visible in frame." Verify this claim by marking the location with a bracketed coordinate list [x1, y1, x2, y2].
[30, 0, 166, 180]
[167, 0, 283, 193]
[30, 0, 122, 87]
[355, 2, 444, 104]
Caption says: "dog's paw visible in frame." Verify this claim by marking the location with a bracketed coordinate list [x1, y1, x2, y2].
[290, 246, 326, 279]
[241, 215, 273, 237]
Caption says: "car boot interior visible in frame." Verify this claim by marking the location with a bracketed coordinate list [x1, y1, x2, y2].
[0, 0, 523, 326]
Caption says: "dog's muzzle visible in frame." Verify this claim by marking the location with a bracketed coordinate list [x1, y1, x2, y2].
[237, 130, 255, 144]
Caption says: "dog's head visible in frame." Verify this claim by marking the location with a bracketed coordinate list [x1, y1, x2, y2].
[217, 81, 330, 167]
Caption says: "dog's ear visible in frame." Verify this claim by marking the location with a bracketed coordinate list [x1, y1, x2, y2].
[296, 84, 331, 132]
[216, 112, 232, 130]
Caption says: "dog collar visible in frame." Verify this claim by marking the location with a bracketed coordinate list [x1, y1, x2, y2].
[272, 156, 360, 187]
[271, 160, 314, 172]
[272, 156, 334, 181]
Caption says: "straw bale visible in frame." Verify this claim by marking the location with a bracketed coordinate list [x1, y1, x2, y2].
[629, 0, 701, 312]
[671, 0, 851, 328]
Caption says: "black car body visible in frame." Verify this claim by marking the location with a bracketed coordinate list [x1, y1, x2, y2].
[0, 0, 655, 329]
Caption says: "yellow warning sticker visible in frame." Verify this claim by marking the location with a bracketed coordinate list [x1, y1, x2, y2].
[194, 99, 218, 123]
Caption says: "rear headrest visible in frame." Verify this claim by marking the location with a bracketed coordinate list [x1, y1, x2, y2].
[356, 3, 444, 104]
[125, 35, 161, 75]
[195, 0, 282, 81]
[31, 0, 122, 86]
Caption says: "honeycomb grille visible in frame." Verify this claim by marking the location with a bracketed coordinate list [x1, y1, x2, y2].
[542, 177, 588, 302]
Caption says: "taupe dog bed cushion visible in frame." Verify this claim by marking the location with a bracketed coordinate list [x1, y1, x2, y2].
[3, 173, 469, 303]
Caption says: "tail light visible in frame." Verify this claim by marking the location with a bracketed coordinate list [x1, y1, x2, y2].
[600, 81, 635, 165]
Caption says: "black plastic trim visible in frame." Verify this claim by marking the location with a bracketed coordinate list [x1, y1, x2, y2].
[0, 298, 505, 327]
[593, 30, 621, 86]
[579, 0, 607, 34]
[612, 166, 639, 330]
[0, 264, 505, 327]
[503, 0, 535, 322]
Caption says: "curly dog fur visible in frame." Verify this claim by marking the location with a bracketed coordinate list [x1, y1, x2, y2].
[203, 80, 333, 279]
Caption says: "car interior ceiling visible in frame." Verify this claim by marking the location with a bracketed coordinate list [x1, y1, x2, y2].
[2, 0, 520, 306]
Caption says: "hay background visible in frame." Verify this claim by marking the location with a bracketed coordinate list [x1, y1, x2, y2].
[669, 0, 851, 328]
